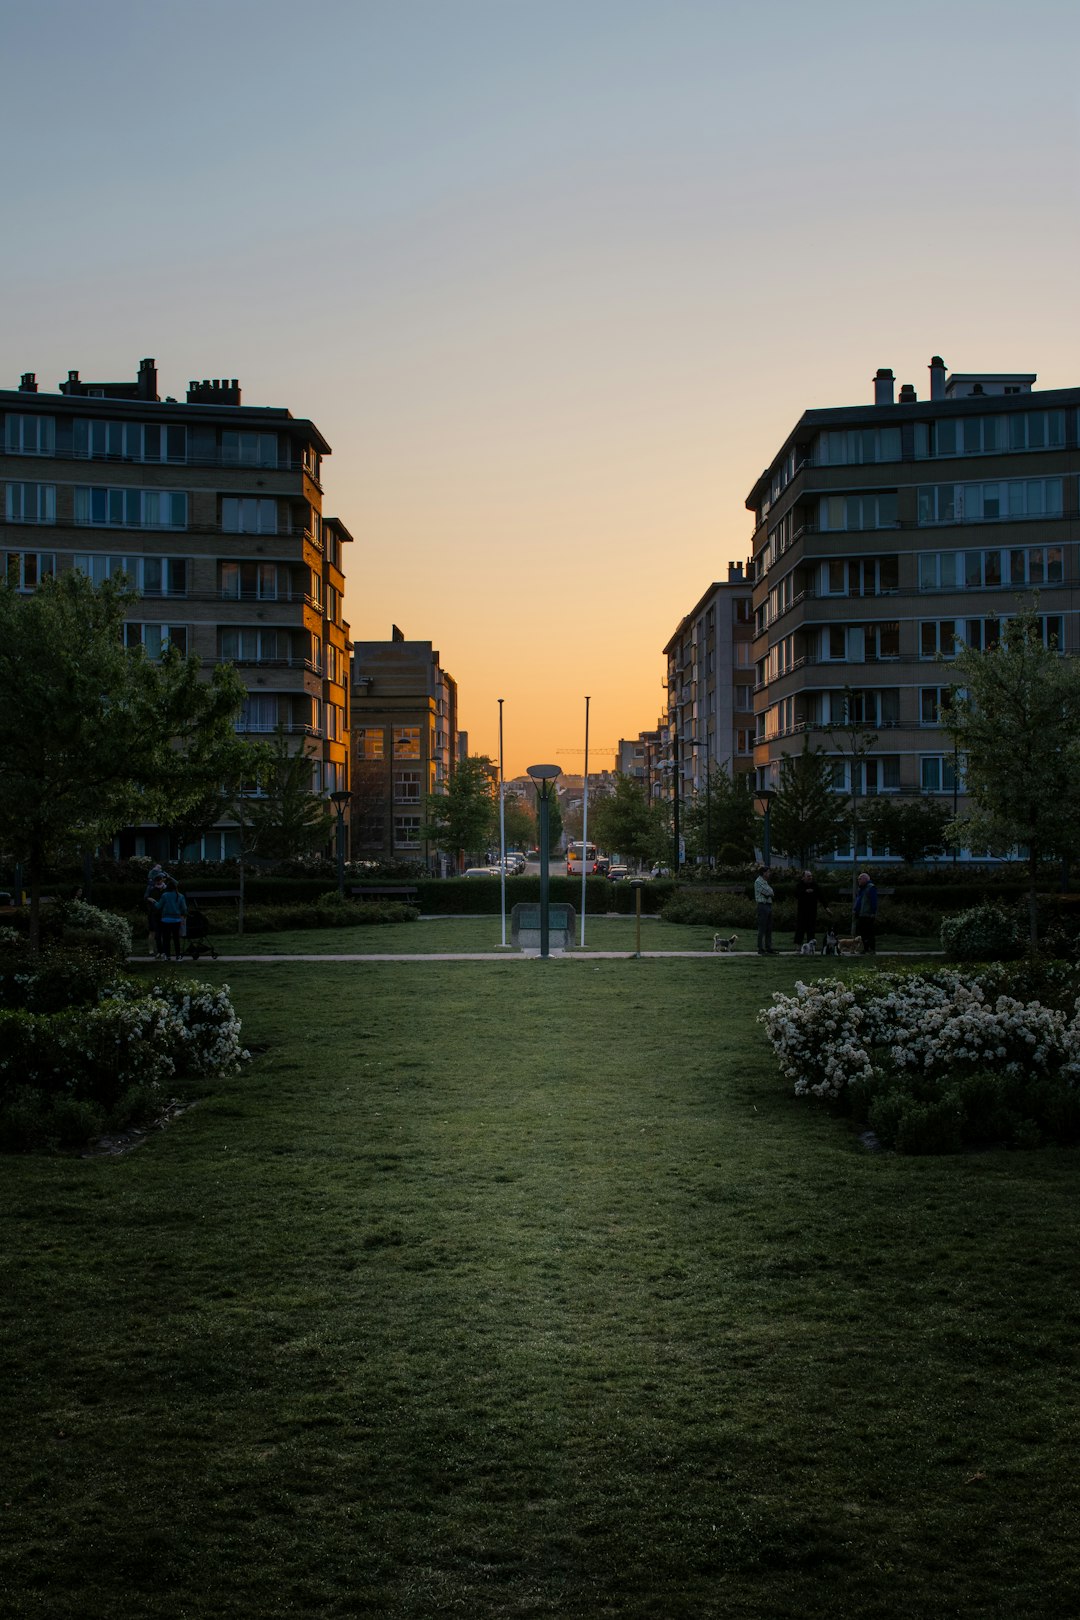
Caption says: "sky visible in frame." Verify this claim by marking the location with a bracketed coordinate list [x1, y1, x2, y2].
[4, 0, 1080, 777]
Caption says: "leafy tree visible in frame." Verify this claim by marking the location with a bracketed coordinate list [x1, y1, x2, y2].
[588, 774, 666, 867]
[940, 609, 1080, 948]
[862, 794, 950, 866]
[825, 694, 879, 900]
[501, 792, 536, 852]
[682, 765, 757, 866]
[242, 729, 332, 861]
[423, 755, 498, 869]
[0, 574, 246, 948]
[770, 743, 850, 869]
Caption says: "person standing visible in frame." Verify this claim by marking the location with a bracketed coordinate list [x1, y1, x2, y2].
[754, 865, 775, 955]
[144, 869, 167, 957]
[853, 871, 878, 953]
[154, 877, 188, 962]
[793, 870, 820, 948]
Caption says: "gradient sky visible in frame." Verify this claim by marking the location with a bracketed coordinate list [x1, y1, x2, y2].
[4, 0, 1080, 776]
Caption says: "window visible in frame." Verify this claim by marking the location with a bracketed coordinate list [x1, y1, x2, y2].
[221, 497, 277, 533]
[920, 687, 956, 725]
[74, 487, 187, 528]
[394, 769, 422, 802]
[818, 492, 898, 530]
[915, 410, 1065, 458]
[815, 425, 902, 465]
[238, 695, 280, 733]
[219, 561, 282, 599]
[734, 684, 753, 712]
[821, 557, 899, 596]
[918, 478, 1063, 525]
[920, 620, 957, 658]
[72, 419, 187, 463]
[4, 551, 55, 589]
[73, 554, 187, 595]
[221, 430, 277, 467]
[393, 815, 421, 849]
[327, 705, 345, 742]
[393, 726, 420, 759]
[218, 628, 287, 662]
[4, 414, 54, 455]
[357, 728, 385, 761]
[735, 727, 754, 756]
[921, 755, 961, 794]
[734, 597, 752, 624]
[308, 568, 323, 608]
[5, 482, 55, 523]
[124, 623, 188, 658]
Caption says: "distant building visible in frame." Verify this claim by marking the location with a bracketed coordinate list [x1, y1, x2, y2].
[747, 355, 1080, 859]
[662, 562, 755, 803]
[0, 358, 350, 860]
[350, 628, 459, 869]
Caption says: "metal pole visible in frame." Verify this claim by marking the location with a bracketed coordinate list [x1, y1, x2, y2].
[539, 784, 550, 959]
[580, 695, 590, 946]
[336, 804, 346, 898]
[672, 728, 680, 874]
[705, 738, 712, 868]
[634, 881, 642, 958]
[763, 800, 772, 869]
[498, 697, 507, 947]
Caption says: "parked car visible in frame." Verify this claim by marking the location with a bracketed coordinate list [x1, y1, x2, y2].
[505, 851, 527, 874]
[607, 864, 629, 882]
[463, 866, 501, 878]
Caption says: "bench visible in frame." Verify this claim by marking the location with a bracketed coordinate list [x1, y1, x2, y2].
[186, 889, 242, 903]
[511, 902, 575, 950]
[349, 885, 418, 905]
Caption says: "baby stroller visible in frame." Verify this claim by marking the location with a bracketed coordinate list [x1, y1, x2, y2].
[181, 903, 219, 961]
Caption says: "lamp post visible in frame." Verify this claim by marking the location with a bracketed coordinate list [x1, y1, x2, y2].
[671, 727, 681, 873]
[527, 764, 560, 959]
[755, 787, 775, 869]
[689, 735, 710, 868]
[329, 789, 351, 899]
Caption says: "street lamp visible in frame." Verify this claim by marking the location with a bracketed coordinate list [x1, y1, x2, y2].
[329, 789, 351, 899]
[527, 764, 560, 959]
[689, 734, 710, 868]
[755, 787, 776, 869]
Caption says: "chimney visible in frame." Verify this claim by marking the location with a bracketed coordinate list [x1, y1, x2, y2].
[185, 376, 242, 406]
[929, 355, 947, 402]
[899, 383, 918, 404]
[137, 357, 159, 401]
[18, 372, 38, 393]
[728, 560, 744, 583]
[873, 368, 895, 406]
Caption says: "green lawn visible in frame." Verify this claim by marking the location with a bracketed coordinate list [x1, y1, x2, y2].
[1, 956, 1075, 1618]
[179, 914, 944, 957]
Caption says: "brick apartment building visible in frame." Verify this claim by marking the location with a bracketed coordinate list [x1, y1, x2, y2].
[1, 359, 351, 859]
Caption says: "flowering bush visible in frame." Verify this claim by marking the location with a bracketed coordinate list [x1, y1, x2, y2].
[760, 968, 1080, 1152]
[940, 903, 1024, 961]
[0, 978, 247, 1151]
[62, 899, 134, 960]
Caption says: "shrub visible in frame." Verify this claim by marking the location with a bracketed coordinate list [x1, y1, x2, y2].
[0, 944, 130, 1014]
[760, 966, 1080, 1154]
[941, 903, 1025, 961]
[62, 899, 133, 959]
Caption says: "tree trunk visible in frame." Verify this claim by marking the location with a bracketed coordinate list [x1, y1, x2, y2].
[1028, 847, 1039, 955]
[28, 846, 42, 955]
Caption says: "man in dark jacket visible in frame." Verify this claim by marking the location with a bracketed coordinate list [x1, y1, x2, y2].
[853, 872, 878, 953]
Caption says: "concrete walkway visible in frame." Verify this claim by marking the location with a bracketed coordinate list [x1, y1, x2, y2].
[135, 949, 942, 964]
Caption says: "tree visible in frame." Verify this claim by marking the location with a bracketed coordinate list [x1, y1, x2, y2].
[242, 729, 333, 861]
[423, 755, 498, 869]
[862, 795, 950, 866]
[769, 743, 850, 869]
[589, 774, 666, 868]
[682, 765, 757, 866]
[940, 609, 1080, 948]
[0, 574, 246, 948]
[501, 792, 536, 852]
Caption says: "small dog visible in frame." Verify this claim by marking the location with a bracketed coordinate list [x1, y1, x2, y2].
[798, 939, 818, 956]
[713, 933, 739, 953]
[837, 935, 865, 957]
[822, 929, 839, 957]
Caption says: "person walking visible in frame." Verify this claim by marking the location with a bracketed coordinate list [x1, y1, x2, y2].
[853, 871, 878, 953]
[793, 870, 820, 949]
[754, 865, 775, 955]
[154, 877, 188, 962]
[144, 869, 167, 958]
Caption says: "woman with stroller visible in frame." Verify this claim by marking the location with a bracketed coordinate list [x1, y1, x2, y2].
[154, 877, 188, 962]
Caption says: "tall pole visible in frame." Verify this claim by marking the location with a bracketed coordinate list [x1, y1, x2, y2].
[336, 803, 346, 898]
[672, 727, 681, 874]
[580, 695, 590, 946]
[705, 735, 712, 869]
[498, 697, 507, 947]
[538, 782, 550, 959]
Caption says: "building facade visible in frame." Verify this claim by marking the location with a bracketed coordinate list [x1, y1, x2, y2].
[1, 359, 351, 859]
[746, 356, 1080, 859]
[662, 562, 756, 804]
[350, 628, 459, 870]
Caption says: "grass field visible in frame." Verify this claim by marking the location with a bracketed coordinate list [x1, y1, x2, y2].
[170, 914, 945, 958]
[1, 954, 1076, 1619]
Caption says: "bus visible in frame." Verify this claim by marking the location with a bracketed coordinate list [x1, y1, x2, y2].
[566, 841, 599, 877]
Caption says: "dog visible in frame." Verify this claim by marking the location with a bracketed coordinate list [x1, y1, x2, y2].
[798, 939, 818, 956]
[837, 935, 865, 957]
[712, 933, 739, 953]
[822, 929, 839, 957]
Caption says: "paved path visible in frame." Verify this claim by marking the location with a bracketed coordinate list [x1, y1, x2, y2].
[135, 950, 942, 964]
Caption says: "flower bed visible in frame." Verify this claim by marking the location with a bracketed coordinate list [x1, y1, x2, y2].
[760, 966, 1080, 1153]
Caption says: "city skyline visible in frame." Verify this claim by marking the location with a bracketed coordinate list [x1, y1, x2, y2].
[4, 0, 1080, 776]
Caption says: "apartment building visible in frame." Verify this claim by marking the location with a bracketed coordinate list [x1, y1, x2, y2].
[351, 628, 459, 870]
[1, 359, 351, 859]
[746, 356, 1080, 858]
[662, 562, 756, 796]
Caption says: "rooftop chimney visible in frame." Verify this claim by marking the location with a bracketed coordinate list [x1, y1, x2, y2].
[186, 376, 242, 406]
[899, 383, 918, 404]
[929, 355, 947, 402]
[728, 560, 744, 583]
[137, 357, 159, 401]
[873, 368, 895, 406]
[18, 372, 38, 393]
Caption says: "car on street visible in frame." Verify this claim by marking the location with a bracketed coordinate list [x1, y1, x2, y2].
[464, 866, 502, 878]
[607, 864, 629, 882]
